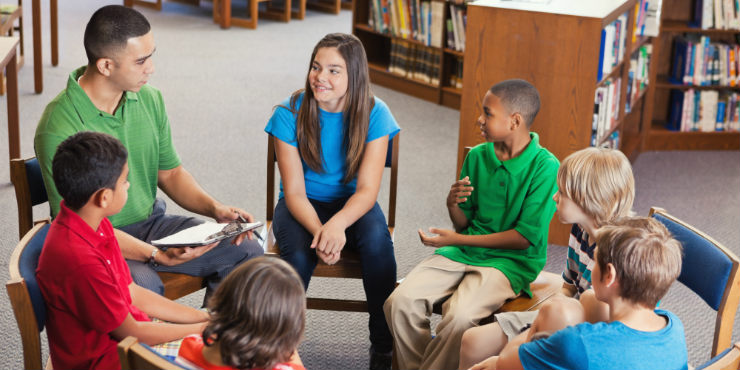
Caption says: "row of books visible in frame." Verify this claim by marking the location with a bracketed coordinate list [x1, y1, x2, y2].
[597, 12, 629, 81]
[671, 35, 740, 86]
[592, 77, 622, 146]
[448, 55, 463, 89]
[389, 39, 441, 86]
[692, 0, 740, 30]
[626, 44, 653, 113]
[632, 0, 661, 38]
[446, 4, 467, 52]
[668, 89, 740, 132]
[368, 0, 445, 47]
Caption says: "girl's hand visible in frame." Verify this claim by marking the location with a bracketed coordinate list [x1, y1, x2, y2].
[447, 176, 474, 208]
[316, 248, 341, 265]
[418, 227, 459, 248]
[311, 219, 347, 256]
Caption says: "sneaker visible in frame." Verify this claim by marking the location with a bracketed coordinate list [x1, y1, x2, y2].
[369, 347, 393, 370]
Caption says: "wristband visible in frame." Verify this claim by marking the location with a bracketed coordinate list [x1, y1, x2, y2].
[149, 247, 160, 266]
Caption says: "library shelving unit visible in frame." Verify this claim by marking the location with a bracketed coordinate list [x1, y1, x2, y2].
[641, 0, 740, 150]
[352, 0, 465, 109]
[457, 0, 646, 244]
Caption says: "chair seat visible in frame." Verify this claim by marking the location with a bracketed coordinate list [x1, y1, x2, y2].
[0, 5, 20, 34]
[157, 272, 204, 301]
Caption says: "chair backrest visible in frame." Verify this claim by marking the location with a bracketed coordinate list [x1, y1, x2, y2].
[118, 336, 185, 370]
[266, 133, 400, 229]
[6, 221, 51, 370]
[697, 342, 740, 370]
[649, 207, 740, 357]
[10, 157, 49, 238]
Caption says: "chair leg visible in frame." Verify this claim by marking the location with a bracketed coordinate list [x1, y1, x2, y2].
[292, 0, 305, 20]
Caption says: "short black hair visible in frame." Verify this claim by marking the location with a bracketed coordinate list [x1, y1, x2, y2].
[84, 5, 151, 66]
[489, 79, 541, 127]
[52, 132, 128, 211]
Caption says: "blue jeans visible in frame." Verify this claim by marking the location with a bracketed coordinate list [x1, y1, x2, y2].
[273, 197, 396, 352]
[120, 199, 263, 304]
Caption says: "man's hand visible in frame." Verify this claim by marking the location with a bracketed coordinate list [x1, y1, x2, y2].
[447, 176, 474, 208]
[418, 227, 459, 248]
[471, 356, 499, 370]
[156, 242, 219, 266]
[212, 204, 255, 245]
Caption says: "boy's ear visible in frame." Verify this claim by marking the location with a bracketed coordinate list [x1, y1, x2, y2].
[603, 263, 617, 288]
[91, 188, 113, 209]
[510, 112, 523, 130]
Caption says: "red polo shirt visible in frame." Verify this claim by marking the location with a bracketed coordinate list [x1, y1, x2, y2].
[37, 201, 150, 370]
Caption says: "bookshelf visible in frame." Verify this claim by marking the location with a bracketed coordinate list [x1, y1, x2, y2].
[352, 0, 466, 109]
[456, 0, 647, 244]
[641, 0, 740, 151]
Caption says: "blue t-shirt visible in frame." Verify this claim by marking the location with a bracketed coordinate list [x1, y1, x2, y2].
[265, 93, 400, 202]
[519, 309, 688, 370]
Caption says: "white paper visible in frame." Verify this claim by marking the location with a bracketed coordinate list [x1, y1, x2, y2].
[151, 221, 263, 247]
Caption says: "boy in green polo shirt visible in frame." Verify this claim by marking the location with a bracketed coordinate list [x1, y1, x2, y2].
[384, 79, 559, 370]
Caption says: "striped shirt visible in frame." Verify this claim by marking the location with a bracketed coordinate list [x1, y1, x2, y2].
[562, 224, 596, 295]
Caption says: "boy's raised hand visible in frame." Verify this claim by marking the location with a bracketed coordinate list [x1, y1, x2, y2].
[418, 227, 459, 247]
[447, 176, 474, 208]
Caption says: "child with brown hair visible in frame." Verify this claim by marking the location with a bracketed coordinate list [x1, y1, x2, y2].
[459, 147, 635, 369]
[474, 217, 688, 370]
[176, 256, 306, 370]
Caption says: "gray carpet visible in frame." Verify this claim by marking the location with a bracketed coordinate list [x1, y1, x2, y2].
[0, 1, 737, 368]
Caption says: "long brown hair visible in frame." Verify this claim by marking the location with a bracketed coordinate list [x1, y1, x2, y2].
[202, 257, 306, 370]
[290, 33, 374, 183]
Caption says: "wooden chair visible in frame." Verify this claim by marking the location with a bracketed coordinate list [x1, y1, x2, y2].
[306, 0, 340, 14]
[0, 0, 24, 95]
[118, 336, 186, 370]
[265, 133, 399, 312]
[10, 157, 204, 301]
[6, 221, 52, 370]
[650, 207, 740, 358]
[212, 0, 291, 29]
[698, 342, 740, 370]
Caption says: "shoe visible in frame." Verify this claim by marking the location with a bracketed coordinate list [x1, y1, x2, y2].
[369, 346, 393, 370]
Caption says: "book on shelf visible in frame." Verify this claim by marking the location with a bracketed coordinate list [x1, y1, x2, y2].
[632, 0, 649, 40]
[389, 39, 441, 86]
[641, 0, 662, 36]
[591, 77, 622, 146]
[446, 3, 467, 52]
[597, 12, 629, 82]
[448, 55, 463, 89]
[626, 44, 653, 113]
[368, 0, 447, 47]
[692, 0, 740, 30]
[668, 88, 740, 131]
[594, 131, 621, 149]
[671, 34, 740, 86]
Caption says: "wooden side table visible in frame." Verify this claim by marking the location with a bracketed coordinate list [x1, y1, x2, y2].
[31, 0, 57, 94]
[0, 36, 20, 163]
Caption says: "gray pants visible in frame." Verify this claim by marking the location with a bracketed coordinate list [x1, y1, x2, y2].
[120, 199, 263, 303]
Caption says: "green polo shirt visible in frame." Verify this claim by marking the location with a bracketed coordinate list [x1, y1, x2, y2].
[34, 66, 181, 227]
[435, 132, 559, 296]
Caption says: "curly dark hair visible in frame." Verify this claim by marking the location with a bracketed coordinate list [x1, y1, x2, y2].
[203, 256, 306, 369]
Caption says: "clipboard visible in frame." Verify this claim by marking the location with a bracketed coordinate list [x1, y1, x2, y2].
[151, 220, 264, 247]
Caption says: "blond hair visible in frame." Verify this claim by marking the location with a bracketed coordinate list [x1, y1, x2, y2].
[557, 147, 634, 227]
[595, 217, 683, 308]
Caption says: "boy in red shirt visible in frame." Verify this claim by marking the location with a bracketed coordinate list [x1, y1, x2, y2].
[36, 132, 209, 370]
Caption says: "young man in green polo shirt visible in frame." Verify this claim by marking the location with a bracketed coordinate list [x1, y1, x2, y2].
[34, 5, 263, 302]
[384, 79, 559, 370]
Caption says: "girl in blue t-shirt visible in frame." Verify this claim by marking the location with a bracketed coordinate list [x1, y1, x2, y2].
[264, 33, 400, 368]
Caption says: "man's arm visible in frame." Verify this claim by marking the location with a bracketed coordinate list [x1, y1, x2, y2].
[114, 228, 219, 266]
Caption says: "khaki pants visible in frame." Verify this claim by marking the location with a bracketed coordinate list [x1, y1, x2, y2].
[384, 255, 516, 370]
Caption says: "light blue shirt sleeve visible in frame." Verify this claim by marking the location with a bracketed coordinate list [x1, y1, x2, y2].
[519, 327, 587, 370]
[265, 98, 298, 147]
[367, 97, 400, 142]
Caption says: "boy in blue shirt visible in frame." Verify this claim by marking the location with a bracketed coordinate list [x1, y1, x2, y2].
[473, 217, 688, 370]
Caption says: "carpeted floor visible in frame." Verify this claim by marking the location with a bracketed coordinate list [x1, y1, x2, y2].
[0, 1, 737, 369]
